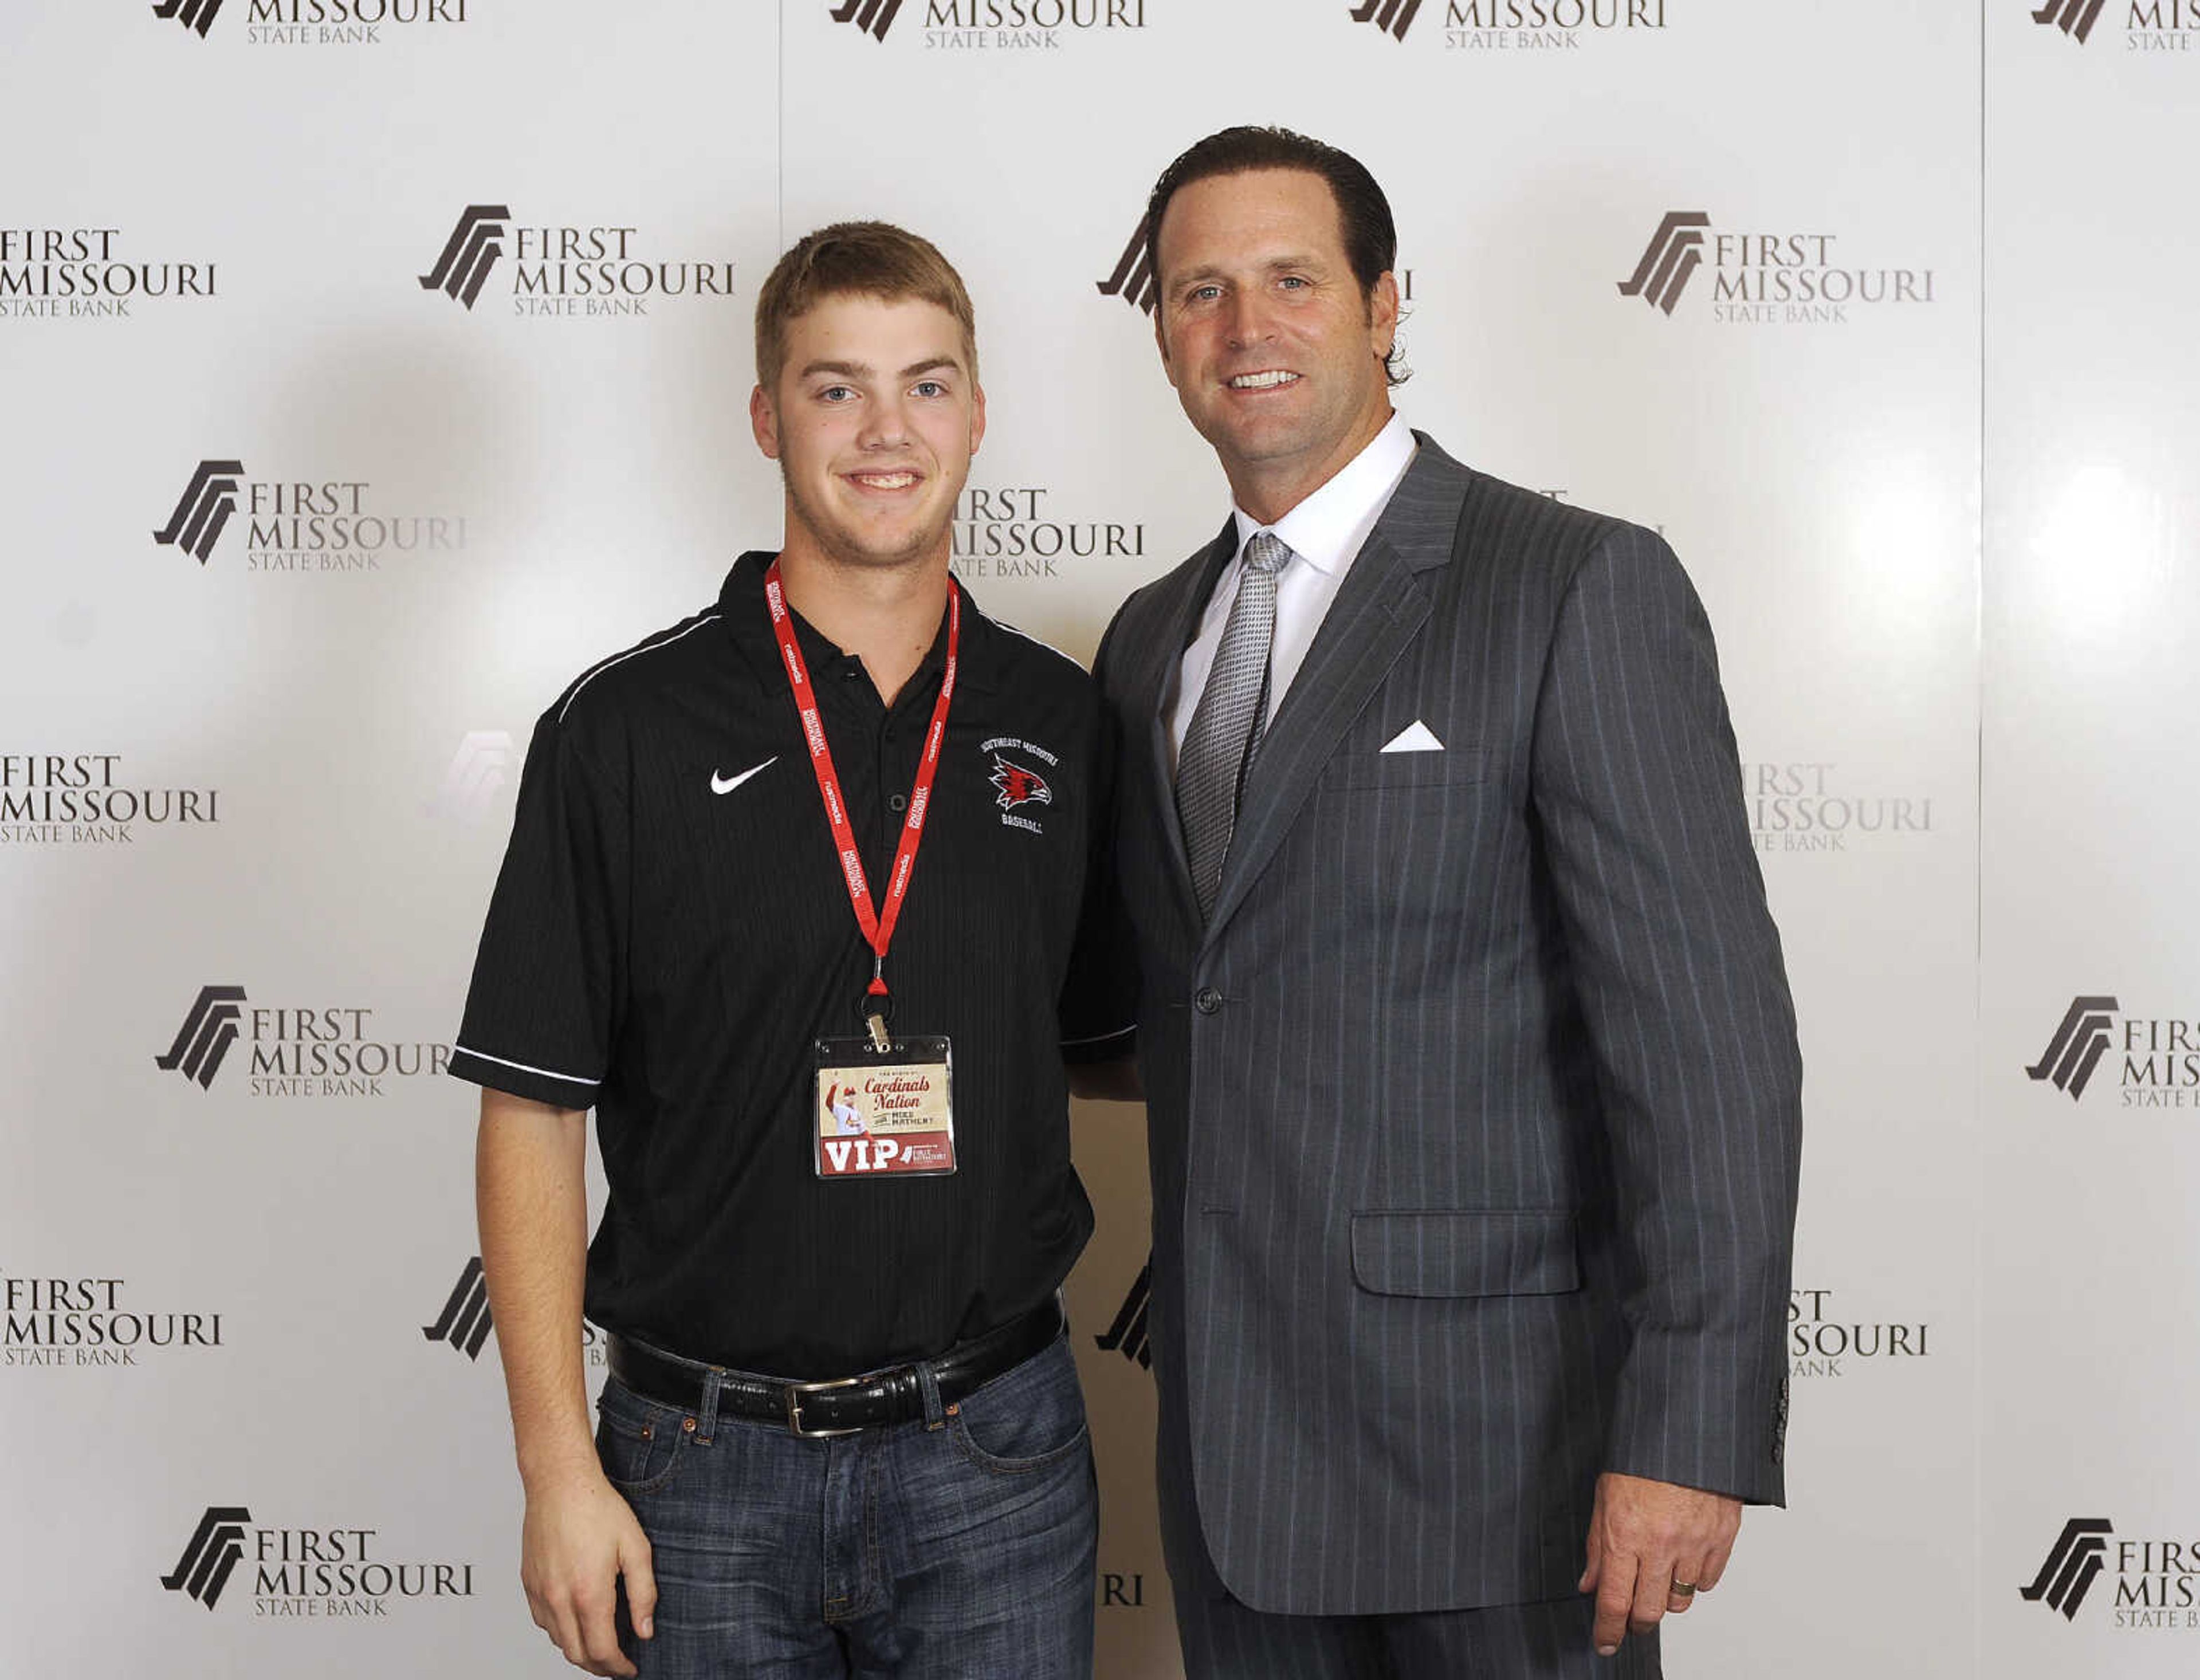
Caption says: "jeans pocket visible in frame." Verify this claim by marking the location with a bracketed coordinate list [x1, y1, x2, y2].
[948, 1335, 1091, 1475]
[595, 1377, 690, 1496]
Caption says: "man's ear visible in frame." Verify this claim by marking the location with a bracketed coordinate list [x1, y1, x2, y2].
[1154, 309, 1180, 391]
[1369, 270, 1401, 362]
[749, 384, 780, 460]
[968, 380, 987, 458]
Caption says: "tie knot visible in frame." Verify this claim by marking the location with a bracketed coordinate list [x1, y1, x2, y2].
[1243, 532, 1290, 576]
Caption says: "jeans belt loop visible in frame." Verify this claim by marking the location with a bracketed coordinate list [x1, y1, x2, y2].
[916, 1359, 947, 1431]
[696, 1366, 723, 1443]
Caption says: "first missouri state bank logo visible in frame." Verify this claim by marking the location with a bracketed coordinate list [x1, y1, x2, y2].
[828, 0, 1148, 47]
[2025, 1519, 2115, 1619]
[2020, 1518, 2200, 1629]
[2034, 1, 2200, 46]
[1349, 0, 1424, 36]
[155, 0, 468, 44]
[830, 0, 905, 36]
[153, 462, 244, 564]
[2028, 996, 2120, 1099]
[153, 459, 466, 571]
[154, 986, 450, 1096]
[162, 1507, 253, 1607]
[1349, 0, 1667, 48]
[1616, 210, 1935, 325]
[421, 1256, 493, 1360]
[418, 204, 736, 317]
[152, 0, 225, 37]
[1094, 1257, 1152, 1368]
[2026, 994, 2200, 1108]
[160, 1506, 475, 1616]
[1617, 213, 1709, 314]
[2035, 0, 2110, 37]
[156, 986, 247, 1088]
[420, 206, 509, 310]
[1095, 217, 1157, 316]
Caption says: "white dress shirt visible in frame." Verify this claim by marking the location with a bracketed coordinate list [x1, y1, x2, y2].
[1166, 412, 1418, 767]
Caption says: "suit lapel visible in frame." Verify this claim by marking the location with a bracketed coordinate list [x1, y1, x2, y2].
[1203, 438, 1472, 944]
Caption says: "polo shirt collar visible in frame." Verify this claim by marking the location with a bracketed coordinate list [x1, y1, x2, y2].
[717, 550, 1000, 698]
[1228, 410, 1416, 573]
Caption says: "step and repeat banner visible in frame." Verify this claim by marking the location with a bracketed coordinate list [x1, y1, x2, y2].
[1, 3, 2193, 1676]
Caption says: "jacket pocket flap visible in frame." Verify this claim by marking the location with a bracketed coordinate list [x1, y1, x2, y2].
[1349, 1210, 1580, 1299]
[1319, 746, 1494, 791]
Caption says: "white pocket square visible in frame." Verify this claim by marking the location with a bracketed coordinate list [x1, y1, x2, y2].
[1379, 721, 1445, 754]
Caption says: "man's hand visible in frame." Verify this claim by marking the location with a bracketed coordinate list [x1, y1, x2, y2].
[1578, 1470, 1741, 1658]
[520, 1465, 658, 1678]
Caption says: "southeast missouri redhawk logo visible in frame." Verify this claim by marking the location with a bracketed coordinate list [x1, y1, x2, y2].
[990, 756, 1052, 811]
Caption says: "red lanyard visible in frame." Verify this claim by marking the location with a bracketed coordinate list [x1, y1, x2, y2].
[764, 558, 958, 1008]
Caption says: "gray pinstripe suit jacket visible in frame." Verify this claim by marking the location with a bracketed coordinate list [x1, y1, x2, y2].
[1093, 435, 1803, 1616]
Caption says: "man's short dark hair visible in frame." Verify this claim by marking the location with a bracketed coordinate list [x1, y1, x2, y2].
[1144, 125, 1407, 386]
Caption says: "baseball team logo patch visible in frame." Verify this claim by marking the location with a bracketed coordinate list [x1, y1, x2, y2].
[982, 736, 1058, 835]
[990, 755, 1052, 811]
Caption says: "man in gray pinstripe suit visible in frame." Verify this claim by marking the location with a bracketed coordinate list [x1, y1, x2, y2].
[1091, 127, 1804, 1677]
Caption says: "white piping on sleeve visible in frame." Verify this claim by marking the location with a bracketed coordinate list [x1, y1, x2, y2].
[453, 1043, 601, 1088]
[557, 614, 723, 724]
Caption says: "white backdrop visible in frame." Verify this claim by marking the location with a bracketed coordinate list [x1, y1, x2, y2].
[2, 3, 2194, 1676]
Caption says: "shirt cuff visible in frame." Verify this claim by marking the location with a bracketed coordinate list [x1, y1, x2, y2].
[1060, 1023, 1137, 1065]
[447, 1042, 602, 1110]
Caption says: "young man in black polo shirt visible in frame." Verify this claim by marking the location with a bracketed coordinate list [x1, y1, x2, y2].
[453, 222, 1132, 1679]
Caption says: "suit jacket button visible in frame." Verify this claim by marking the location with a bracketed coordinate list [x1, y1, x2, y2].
[1194, 987, 1222, 1015]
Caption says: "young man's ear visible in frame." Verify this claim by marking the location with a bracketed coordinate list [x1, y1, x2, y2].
[968, 381, 987, 458]
[749, 384, 780, 460]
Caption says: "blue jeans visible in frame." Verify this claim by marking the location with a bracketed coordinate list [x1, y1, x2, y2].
[594, 1330, 1097, 1678]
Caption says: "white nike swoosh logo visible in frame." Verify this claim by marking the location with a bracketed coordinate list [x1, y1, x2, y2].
[710, 757, 777, 796]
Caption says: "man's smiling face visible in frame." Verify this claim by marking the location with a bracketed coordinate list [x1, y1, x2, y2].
[752, 292, 984, 573]
[1153, 167, 1397, 521]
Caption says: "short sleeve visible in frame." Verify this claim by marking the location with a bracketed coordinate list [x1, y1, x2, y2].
[448, 709, 628, 1109]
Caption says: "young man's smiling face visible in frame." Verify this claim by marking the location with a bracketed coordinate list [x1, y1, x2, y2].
[751, 293, 984, 574]
[1153, 167, 1397, 522]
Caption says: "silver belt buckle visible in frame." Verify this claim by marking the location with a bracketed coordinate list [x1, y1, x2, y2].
[784, 1375, 863, 1438]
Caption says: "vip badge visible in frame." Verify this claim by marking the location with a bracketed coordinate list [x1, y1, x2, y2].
[814, 1036, 956, 1178]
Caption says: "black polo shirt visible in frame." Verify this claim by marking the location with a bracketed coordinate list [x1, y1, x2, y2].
[450, 551, 1133, 1375]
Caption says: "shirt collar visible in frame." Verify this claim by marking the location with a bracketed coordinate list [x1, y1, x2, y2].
[718, 550, 996, 698]
[1228, 410, 1416, 575]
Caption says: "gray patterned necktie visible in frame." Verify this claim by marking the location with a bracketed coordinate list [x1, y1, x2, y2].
[1176, 531, 1292, 922]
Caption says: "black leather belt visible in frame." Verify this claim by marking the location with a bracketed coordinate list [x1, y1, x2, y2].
[606, 1297, 1064, 1439]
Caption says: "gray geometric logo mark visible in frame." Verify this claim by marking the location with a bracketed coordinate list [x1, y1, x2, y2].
[2033, 0, 2108, 43]
[160, 1506, 253, 1608]
[423, 1256, 494, 1361]
[830, 0, 906, 40]
[1618, 213, 1713, 315]
[1094, 1256, 1152, 1370]
[155, 985, 248, 1089]
[2020, 1518, 2114, 1619]
[1349, 0, 1425, 40]
[152, 0, 225, 37]
[428, 730, 515, 821]
[154, 461, 246, 564]
[1097, 218, 1157, 316]
[2026, 996, 2120, 1100]
[419, 206, 512, 310]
